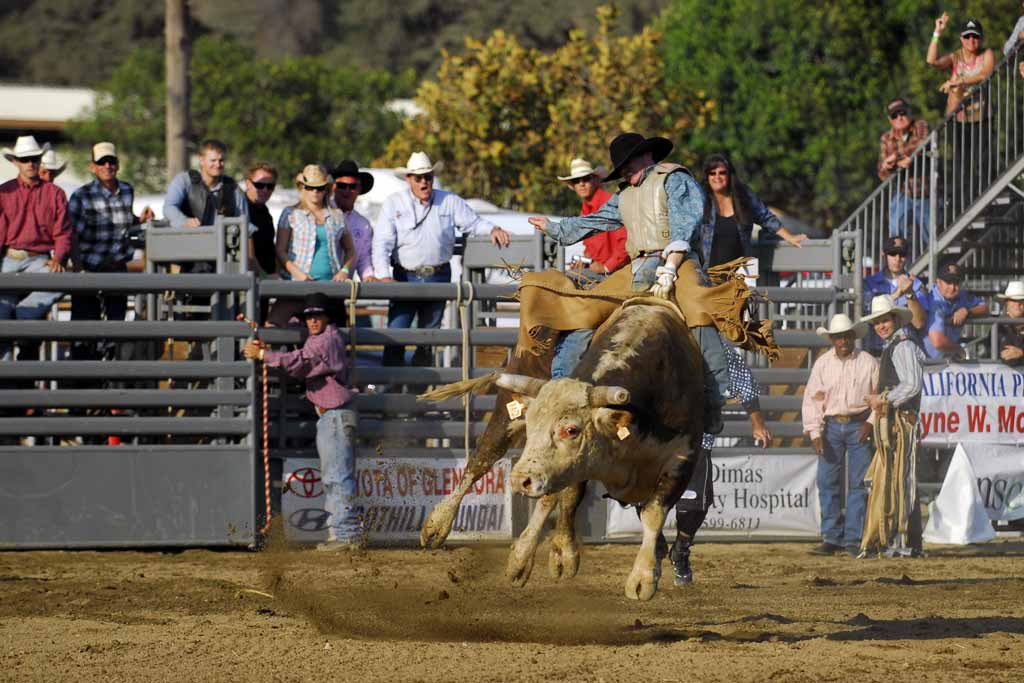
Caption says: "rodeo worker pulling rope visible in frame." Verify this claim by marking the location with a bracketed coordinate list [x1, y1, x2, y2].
[244, 292, 363, 550]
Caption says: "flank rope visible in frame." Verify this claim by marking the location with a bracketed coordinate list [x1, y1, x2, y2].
[347, 279, 359, 384]
[242, 316, 272, 536]
[456, 282, 475, 457]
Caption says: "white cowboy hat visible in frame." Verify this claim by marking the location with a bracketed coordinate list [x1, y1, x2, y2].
[557, 158, 608, 182]
[861, 294, 913, 326]
[40, 144, 67, 178]
[2, 135, 46, 162]
[997, 281, 1024, 301]
[816, 313, 867, 339]
[396, 151, 443, 177]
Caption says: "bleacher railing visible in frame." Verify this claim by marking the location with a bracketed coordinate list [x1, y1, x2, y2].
[834, 48, 1024, 283]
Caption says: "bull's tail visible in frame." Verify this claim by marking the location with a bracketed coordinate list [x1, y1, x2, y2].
[417, 372, 500, 403]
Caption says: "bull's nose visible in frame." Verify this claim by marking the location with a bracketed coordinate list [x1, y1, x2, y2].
[511, 471, 547, 497]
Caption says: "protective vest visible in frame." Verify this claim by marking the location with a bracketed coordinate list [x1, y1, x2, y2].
[618, 162, 692, 259]
[185, 170, 240, 224]
[878, 330, 922, 413]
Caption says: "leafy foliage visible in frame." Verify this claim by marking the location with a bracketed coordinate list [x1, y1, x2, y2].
[379, 5, 708, 215]
[67, 36, 410, 191]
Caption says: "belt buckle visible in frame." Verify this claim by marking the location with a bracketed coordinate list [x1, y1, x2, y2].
[6, 248, 29, 260]
[832, 414, 851, 424]
[418, 265, 436, 278]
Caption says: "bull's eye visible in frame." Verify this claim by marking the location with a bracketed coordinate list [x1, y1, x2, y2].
[558, 424, 581, 440]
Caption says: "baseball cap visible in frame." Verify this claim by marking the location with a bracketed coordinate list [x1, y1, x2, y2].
[936, 262, 963, 284]
[883, 236, 909, 255]
[961, 19, 983, 38]
[92, 142, 117, 162]
[886, 98, 911, 117]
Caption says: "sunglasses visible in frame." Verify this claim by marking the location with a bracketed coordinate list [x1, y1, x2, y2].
[961, 34, 981, 40]
[335, 181, 359, 190]
[570, 176, 594, 185]
[707, 169, 729, 177]
[885, 250, 908, 257]
[17, 155, 42, 164]
[304, 185, 328, 193]
[410, 173, 433, 183]
[95, 157, 119, 166]
[251, 180, 275, 190]
[889, 111, 908, 120]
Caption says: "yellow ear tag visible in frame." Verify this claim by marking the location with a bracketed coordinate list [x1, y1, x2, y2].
[506, 399, 524, 420]
[617, 425, 630, 441]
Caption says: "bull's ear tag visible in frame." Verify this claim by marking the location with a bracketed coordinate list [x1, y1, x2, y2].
[617, 425, 631, 440]
[506, 399, 524, 420]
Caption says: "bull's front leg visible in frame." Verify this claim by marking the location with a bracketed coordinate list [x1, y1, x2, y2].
[624, 500, 671, 601]
[549, 482, 585, 580]
[506, 492, 558, 587]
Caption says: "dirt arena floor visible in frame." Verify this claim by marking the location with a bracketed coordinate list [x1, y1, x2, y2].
[2, 533, 1022, 682]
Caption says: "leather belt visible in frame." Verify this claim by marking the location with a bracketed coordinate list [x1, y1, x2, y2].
[827, 410, 871, 424]
[410, 263, 448, 278]
[5, 248, 49, 260]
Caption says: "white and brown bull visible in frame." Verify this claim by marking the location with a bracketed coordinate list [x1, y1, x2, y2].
[420, 299, 704, 601]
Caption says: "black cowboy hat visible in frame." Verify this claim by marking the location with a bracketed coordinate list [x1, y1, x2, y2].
[603, 132, 674, 181]
[331, 159, 374, 194]
[300, 292, 332, 318]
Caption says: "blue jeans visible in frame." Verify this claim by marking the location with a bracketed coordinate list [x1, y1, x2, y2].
[0, 254, 62, 361]
[889, 194, 930, 249]
[551, 328, 594, 378]
[317, 407, 361, 542]
[382, 264, 450, 367]
[818, 418, 873, 548]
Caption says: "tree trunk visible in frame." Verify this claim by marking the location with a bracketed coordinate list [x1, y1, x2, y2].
[165, 0, 190, 182]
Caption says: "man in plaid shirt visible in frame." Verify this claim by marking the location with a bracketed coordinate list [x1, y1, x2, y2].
[68, 141, 153, 359]
[878, 98, 931, 247]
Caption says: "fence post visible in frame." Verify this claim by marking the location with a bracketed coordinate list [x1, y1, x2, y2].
[928, 135, 939, 283]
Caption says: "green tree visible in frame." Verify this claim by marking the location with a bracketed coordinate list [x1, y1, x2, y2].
[67, 36, 410, 191]
[379, 5, 707, 215]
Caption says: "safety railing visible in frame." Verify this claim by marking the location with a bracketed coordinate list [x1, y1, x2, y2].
[835, 48, 1024, 284]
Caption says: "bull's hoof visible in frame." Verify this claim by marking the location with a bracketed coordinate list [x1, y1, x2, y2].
[506, 549, 535, 587]
[624, 567, 659, 601]
[547, 534, 581, 580]
[419, 504, 456, 549]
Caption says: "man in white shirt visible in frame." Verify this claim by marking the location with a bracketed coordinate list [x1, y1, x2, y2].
[372, 152, 510, 367]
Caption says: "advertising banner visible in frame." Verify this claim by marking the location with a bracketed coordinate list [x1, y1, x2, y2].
[920, 363, 1024, 445]
[924, 443, 1024, 545]
[281, 456, 511, 543]
[606, 452, 821, 539]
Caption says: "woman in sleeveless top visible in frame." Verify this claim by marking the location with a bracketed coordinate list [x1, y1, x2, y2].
[697, 155, 807, 271]
[269, 164, 355, 326]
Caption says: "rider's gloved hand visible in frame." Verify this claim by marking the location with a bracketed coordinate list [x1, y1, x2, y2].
[648, 265, 677, 299]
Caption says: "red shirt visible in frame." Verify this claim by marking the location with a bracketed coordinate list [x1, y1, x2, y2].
[0, 177, 72, 262]
[580, 187, 628, 273]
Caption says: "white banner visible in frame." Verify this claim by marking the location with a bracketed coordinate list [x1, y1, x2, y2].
[282, 456, 511, 543]
[920, 363, 1024, 445]
[924, 443, 1024, 545]
[605, 453, 820, 538]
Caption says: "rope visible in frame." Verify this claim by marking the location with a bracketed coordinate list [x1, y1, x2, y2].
[457, 282, 475, 457]
[242, 316, 273, 536]
[347, 279, 359, 384]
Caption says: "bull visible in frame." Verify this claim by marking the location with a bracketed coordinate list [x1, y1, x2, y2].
[420, 299, 704, 601]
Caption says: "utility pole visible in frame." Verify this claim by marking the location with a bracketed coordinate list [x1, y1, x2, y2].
[165, 0, 190, 181]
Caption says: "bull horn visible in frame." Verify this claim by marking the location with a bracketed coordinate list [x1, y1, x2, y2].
[496, 373, 548, 397]
[590, 386, 630, 406]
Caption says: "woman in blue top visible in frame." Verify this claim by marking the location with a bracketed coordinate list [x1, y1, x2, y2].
[698, 154, 807, 269]
[269, 165, 355, 326]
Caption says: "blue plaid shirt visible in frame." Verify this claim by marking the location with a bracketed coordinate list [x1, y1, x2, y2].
[68, 179, 137, 270]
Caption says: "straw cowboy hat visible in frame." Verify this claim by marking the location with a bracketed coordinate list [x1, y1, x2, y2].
[40, 144, 67, 178]
[816, 313, 868, 339]
[603, 132, 674, 181]
[557, 158, 608, 182]
[395, 151, 443, 177]
[997, 281, 1024, 301]
[2, 135, 46, 161]
[294, 164, 333, 189]
[862, 294, 914, 326]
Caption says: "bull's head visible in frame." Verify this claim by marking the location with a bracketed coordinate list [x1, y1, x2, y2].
[497, 373, 632, 497]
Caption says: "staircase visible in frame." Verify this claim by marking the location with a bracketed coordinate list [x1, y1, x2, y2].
[835, 52, 1024, 298]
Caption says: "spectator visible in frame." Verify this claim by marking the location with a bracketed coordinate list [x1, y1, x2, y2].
[38, 144, 66, 183]
[163, 139, 249, 230]
[67, 142, 154, 360]
[331, 159, 376, 282]
[373, 151, 510, 368]
[802, 314, 878, 557]
[877, 99, 931, 246]
[1002, 3, 1024, 59]
[0, 135, 72, 362]
[244, 161, 278, 279]
[244, 293, 362, 550]
[557, 158, 627, 283]
[922, 262, 988, 359]
[698, 154, 808, 270]
[863, 295, 926, 558]
[862, 236, 928, 355]
[996, 281, 1024, 366]
[269, 165, 356, 327]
